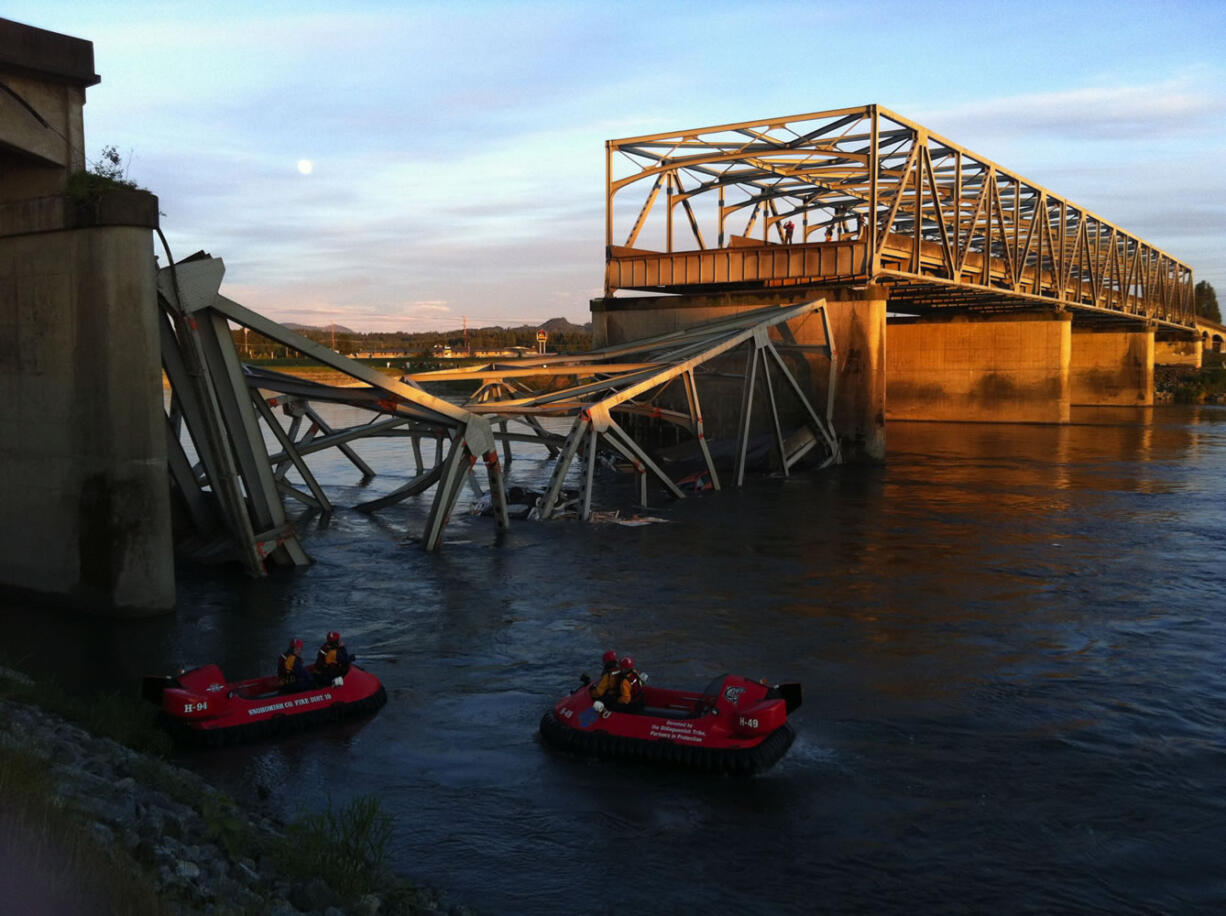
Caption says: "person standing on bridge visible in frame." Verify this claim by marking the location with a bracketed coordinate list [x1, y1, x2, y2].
[783, 219, 795, 244]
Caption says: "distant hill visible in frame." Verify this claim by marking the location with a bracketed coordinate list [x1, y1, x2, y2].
[538, 317, 592, 334]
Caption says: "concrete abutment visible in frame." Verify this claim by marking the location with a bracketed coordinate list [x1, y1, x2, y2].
[592, 289, 887, 463]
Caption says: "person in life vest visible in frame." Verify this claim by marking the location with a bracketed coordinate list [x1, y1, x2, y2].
[585, 649, 620, 701]
[611, 655, 645, 712]
[315, 630, 352, 684]
[277, 639, 311, 692]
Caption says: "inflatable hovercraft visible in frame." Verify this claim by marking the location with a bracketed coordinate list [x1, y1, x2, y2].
[143, 663, 387, 747]
[539, 671, 801, 776]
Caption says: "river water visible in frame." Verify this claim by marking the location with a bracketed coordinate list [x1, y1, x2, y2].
[5, 406, 1226, 914]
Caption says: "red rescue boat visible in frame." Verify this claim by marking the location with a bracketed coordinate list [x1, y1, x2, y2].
[142, 662, 387, 747]
[539, 672, 802, 776]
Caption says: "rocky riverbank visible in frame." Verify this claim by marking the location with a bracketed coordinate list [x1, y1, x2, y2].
[0, 690, 470, 915]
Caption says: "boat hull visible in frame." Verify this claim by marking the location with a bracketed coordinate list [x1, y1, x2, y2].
[539, 673, 801, 776]
[146, 663, 387, 747]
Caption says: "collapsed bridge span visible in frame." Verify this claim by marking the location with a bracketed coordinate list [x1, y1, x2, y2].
[159, 255, 839, 573]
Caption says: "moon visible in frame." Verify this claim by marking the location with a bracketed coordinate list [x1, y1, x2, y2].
[296, 159, 313, 175]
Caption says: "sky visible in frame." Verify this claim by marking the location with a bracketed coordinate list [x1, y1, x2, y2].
[11, 0, 1226, 332]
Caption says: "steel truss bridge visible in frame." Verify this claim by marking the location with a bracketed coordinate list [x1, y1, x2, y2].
[159, 255, 838, 571]
[605, 105, 1195, 330]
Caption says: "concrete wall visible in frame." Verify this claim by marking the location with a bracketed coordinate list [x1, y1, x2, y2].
[886, 314, 1072, 423]
[1070, 328, 1153, 406]
[0, 18, 96, 199]
[0, 215, 173, 614]
[1155, 337, 1202, 368]
[592, 290, 886, 462]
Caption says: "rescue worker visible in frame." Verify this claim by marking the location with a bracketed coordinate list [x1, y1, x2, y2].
[586, 649, 620, 701]
[611, 655, 645, 712]
[315, 630, 352, 683]
[277, 638, 311, 692]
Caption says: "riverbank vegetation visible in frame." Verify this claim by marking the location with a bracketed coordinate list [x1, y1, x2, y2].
[1157, 351, 1226, 404]
[231, 318, 592, 363]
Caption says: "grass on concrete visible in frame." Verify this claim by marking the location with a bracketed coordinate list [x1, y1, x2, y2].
[0, 743, 173, 916]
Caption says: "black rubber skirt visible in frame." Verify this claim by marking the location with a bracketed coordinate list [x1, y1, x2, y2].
[539, 710, 795, 776]
[160, 684, 388, 748]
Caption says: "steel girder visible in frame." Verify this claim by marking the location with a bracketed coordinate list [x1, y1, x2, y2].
[158, 255, 507, 564]
[605, 105, 1194, 330]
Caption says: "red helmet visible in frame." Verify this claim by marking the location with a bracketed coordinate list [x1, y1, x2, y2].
[327, 631, 341, 644]
[290, 638, 303, 651]
[619, 656, 634, 671]
[602, 650, 618, 665]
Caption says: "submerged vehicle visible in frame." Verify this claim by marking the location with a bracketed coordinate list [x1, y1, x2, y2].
[143, 662, 387, 747]
[539, 672, 802, 776]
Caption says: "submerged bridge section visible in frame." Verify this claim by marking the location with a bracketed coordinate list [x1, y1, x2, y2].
[597, 106, 1197, 436]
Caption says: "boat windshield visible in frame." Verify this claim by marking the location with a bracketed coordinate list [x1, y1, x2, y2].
[700, 674, 729, 706]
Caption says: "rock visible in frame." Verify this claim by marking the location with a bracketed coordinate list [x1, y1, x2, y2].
[0, 695, 469, 915]
[236, 859, 262, 885]
[87, 821, 115, 846]
[176, 859, 201, 880]
[289, 876, 342, 912]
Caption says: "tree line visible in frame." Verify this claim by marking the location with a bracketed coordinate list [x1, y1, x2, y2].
[230, 325, 593, 360]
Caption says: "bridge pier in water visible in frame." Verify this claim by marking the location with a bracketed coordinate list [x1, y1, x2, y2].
[0, 21, 173, 615]
[886, 314, 1157, 422]
[1070, 326, 1154, 407]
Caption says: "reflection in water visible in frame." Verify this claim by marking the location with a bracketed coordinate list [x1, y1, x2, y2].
[3, 406, 1226, 913]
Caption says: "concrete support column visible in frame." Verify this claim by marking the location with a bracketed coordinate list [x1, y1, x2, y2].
[817, 292, 886, 463]
[886, 313, 1072, 423]
[0, 192, 173, 615]
[1070, 327, 1154, 406]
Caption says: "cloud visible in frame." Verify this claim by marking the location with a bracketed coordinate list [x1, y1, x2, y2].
[916, 78, 1226, 144]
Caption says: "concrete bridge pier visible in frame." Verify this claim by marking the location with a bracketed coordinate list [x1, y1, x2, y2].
[592, 289, 887, 463]
[886, 313, 1073, 423]
[887, 312, 1158, 422]
[0, 20, 173, 615]
[1070, 326, 1154, 406]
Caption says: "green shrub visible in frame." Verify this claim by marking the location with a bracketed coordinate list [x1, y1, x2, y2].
[276, 794, 395, 898]
[201, 789, 261, 860]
